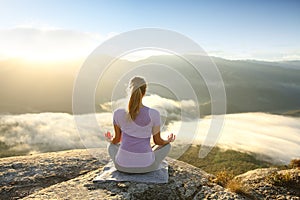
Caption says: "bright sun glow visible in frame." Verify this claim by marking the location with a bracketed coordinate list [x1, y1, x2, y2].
[0, 27, 117, 62]
[0, 27, 175, 62]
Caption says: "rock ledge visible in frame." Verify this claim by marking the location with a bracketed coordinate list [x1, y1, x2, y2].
[1, 149, 299, 199]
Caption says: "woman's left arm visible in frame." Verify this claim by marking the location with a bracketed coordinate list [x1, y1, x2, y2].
[111, 124, 122, 144]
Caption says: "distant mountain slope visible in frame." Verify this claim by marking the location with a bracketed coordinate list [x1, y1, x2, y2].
[211, 57, 300, 114]
[245, 59, 300, 70]
[130, 55, 300, 115]
[0, 56, 299, 114]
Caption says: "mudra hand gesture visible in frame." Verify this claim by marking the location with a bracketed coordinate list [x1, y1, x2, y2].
[167, 133, 176, 142]
[104, 131, 113, 142]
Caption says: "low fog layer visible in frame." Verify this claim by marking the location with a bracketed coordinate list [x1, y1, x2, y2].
[0, 113, 112, 154]
[1, 101, 299, 164]
[168, 113, 300, 164]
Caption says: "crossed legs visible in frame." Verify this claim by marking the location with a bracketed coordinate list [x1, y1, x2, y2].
[107, 143, 171, 173]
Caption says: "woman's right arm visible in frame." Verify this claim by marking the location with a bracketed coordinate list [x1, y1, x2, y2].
[111, 124, 122, 144]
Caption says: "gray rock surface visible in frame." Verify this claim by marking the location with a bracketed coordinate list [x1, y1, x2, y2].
[0, 149, 109, 199]
[235, 168, 300, 200]
[22, 155, 245, 200]
[1, 149, 299, 199]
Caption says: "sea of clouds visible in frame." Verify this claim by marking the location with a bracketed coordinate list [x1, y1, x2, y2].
[0, 95, 299, 164]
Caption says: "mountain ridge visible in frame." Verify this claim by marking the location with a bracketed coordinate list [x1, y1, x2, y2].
[0, 55, 299, 114]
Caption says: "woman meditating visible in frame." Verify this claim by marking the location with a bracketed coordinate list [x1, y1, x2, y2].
[105, 76, 175, 173]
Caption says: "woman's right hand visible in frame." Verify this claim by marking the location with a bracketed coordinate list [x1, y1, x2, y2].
[167, 133, 176, 142]
[104, 131, 113, 142]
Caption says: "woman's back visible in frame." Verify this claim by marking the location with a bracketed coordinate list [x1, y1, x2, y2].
[113, 106, 160, 137]
[113, 106, 160, 167]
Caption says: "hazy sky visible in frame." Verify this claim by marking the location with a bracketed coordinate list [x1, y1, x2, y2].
[0, 0, 300, 61]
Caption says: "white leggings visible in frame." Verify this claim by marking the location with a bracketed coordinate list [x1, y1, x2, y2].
[107, 143, 171, 173]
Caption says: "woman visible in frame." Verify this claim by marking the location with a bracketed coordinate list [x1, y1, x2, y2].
[104, 76, 175, 173]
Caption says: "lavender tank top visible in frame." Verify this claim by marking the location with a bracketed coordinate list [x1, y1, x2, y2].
[113, 106, 161, 167]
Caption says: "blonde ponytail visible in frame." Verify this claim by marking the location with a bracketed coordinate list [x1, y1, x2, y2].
[128, 77, 147, 120]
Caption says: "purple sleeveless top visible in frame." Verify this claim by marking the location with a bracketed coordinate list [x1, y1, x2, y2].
[113, 106, 161, 167]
